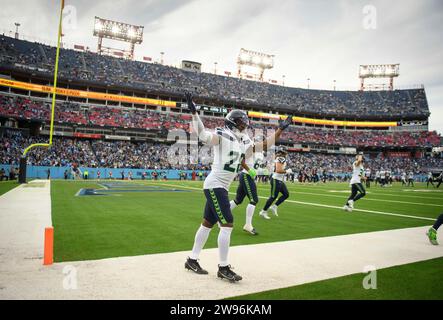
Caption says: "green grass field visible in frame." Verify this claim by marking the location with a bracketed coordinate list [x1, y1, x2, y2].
[228, 257, 443, 300]
[51, 180, 442, 262]
[0, 180, 19, 196]
[50, 179, 443, 299]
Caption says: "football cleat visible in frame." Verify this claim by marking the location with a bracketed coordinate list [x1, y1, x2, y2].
[270, 205, 279, 216]
[185, 257, 208, 274]
[343, 205, 353, 212]
[218, 265, 242, 282]
[259, 210, 271, 220]
[348, 200, 354, 209]
[243, 225, 259, 235]
[426, 228, 439, 245]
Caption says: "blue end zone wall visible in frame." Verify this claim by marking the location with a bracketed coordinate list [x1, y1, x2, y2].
[0, 164, 208, 180]
[0, 164, 430, 181]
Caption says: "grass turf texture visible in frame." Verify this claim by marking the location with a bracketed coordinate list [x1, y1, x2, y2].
[0, 180, 20, 196]
[228, 257, 443, 300]
[51, 180, 442, 262]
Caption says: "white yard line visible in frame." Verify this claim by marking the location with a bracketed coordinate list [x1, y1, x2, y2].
[148, 182, 437, 222]
[285, 185, 443, 200]
[254, 187, 443, 208]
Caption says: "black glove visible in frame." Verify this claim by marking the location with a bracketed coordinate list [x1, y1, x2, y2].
[279, 115, 293, 130]
[185, 92, 197, 114]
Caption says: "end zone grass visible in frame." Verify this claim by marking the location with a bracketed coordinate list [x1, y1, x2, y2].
[51, 180, 440, 262]
[0, 181, 20, 196]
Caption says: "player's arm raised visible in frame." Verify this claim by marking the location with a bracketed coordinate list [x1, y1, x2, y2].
[254, 115, 293, 152]
[186, 92, 220, 146]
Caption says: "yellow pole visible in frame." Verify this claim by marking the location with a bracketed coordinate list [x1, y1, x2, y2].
[23, 0, 64, 156]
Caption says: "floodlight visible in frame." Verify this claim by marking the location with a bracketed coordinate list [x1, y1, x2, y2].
[128, 28, 136, 39]
[112, 25, 120, 34]
[94, 21, 103, 32]
[252, 56, 261, 64]
[240, 53, 250, 62]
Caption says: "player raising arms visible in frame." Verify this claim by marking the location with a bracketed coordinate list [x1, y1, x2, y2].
[184, 92, 293, 282]
[259, 145, 290, 219]
[343, 153, 366, 212]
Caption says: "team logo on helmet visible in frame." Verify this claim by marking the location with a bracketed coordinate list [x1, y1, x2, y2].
[225, 110, 249, 132]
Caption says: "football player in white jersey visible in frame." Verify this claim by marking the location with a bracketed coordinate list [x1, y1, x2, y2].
[229, 136, 264, 235]
[343, 153, 366, 212]
[401, 171, 407, 185]
[230, 120, 293, 235]
[184, 92, 293, 281]
[259, 146, 290, 219]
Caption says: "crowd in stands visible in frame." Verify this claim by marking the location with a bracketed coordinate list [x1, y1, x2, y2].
[1, 131, 442, 177]
[0, 35, 430, 118]
[1, 94, 440, 148]
[285, 152, 443, 178]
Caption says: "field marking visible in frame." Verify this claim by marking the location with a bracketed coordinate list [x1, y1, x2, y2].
[145, 182, 437, 222]
[2, 180, 442, 299]
[2, 226, 442, 299]
[253, 186, 443, 208]
[281, 184, 443, 200]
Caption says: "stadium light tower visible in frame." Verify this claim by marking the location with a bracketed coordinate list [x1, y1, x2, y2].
[237, 48, 274, 81]
[93, 17, 144, 60]
[359, 64, 399, 91]
[14, 22, 20, 39]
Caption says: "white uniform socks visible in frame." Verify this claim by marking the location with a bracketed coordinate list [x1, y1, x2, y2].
[218, 227, 233, 267]
[229, 200, 237, 210]
[246, 204, 255, 227]
[190, 224, 211, 260]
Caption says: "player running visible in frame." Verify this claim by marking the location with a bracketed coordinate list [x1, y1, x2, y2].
[259, 146, 290, 219]
[343, 153, 366, 212]
[427, 172, 435, 188]
[184, 92, 292, 281]
[427, 212, 443, 245]
[229, 136, 264, 236]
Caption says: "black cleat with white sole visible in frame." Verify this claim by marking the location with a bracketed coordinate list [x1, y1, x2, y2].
[185, 257, 208, 274]
[243, 227, 259, 236]
[217, 265, 242, 282]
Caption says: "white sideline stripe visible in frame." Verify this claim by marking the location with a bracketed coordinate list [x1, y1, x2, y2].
[149, 182, 436, 222]
[2, 226, 442, 299]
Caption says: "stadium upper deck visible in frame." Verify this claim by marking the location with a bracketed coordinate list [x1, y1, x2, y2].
[0, 35, 430, 121]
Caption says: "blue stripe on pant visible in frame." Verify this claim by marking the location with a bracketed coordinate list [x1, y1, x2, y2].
[234, 172, 259, 205]
[263, 178, 289, 211]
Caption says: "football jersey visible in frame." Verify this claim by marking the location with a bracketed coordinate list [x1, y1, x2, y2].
[350, 161, 364, 184]
[272, 156, 287, 181]
[243, 151, 265, 174]
[204, 127, 247, 191]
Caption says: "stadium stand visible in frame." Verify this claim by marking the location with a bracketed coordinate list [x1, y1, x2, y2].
[0, 35, 430, 118]
[0, 35, 441, 178]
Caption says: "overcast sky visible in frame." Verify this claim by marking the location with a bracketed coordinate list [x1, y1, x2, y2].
[1, 0, 442, 133]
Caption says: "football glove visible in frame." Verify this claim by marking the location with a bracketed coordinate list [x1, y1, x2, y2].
[279, 115, 293, 130]
[248, 168, 257, 179]
[185, 92, 197, 114]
